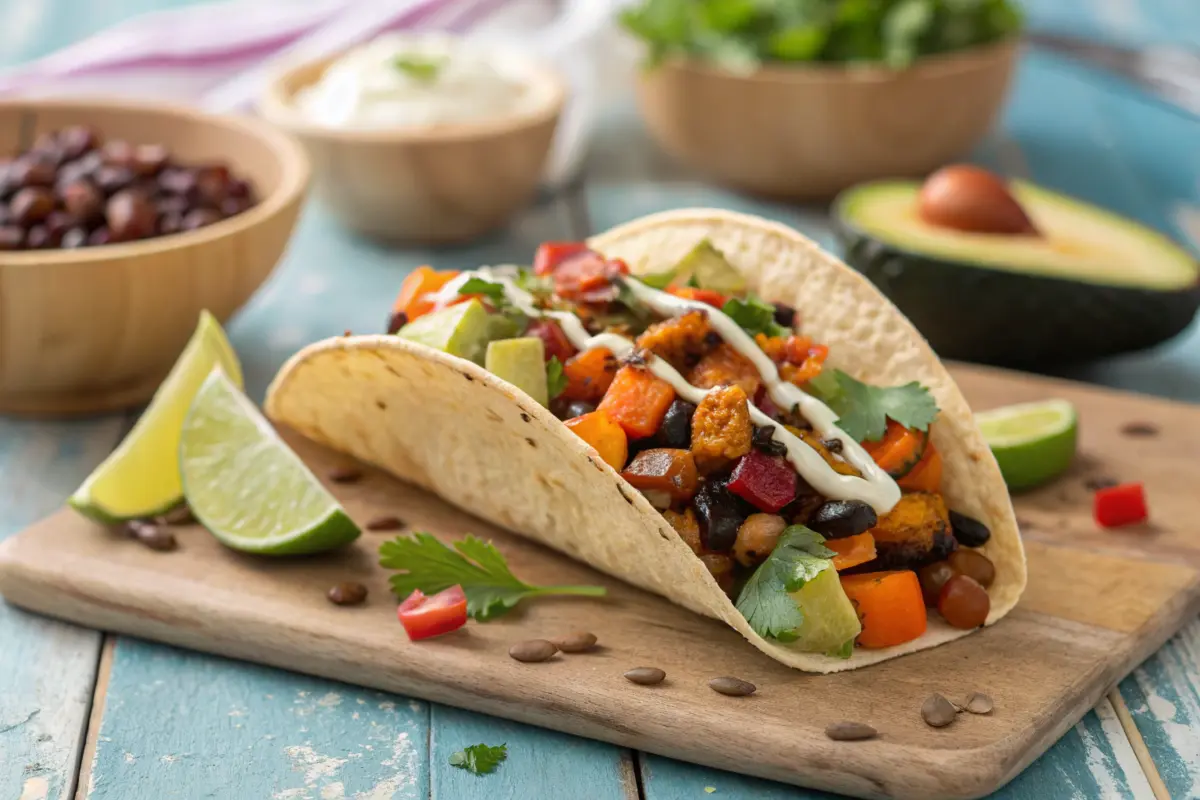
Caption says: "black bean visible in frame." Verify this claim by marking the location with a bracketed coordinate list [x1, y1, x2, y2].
[386, 310, 408, 335]
[821, 438, 843, 454]
[58, 126, 98, 160]
[327, 582, 368, 606]
[106, 189, 157, 241]
[772, 302, 796, 328]
[825, 721, 877, 741]
[752, 425, 787, 457]
[693, 482, 749, 552]
[949, 511, 990, 547]
[550, 631, 597, 653]
[93, 164, 135, 195]
[508, 639, 558, 663]
[182, 208, 221, 230]
[60, 180, 104, 223]
[658, 399, 695, 449]
[921, 693, 959, 728]
[0, 225, 23, 250]
[808, 500, 877, 539]
[564, 400, 597, 420]
[10, 187, 55, 225]
[60, 227, 87, 249]
[708, 676, 756, 696]
[11, 158, 56, 188]
[931, 529, 957, 562]
[25, 225, 56, 249]
[624, 667, 665, 685]
[87, 226, 112, 246]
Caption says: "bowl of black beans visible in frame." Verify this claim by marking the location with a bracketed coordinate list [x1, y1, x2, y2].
[0, 97, 310, 417]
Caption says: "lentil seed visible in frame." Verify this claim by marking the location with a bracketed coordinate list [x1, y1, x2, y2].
[365, 515, 404, 532]
[329, 467, 363, 484]
[126, 520, 177, 552]
[964, 692, 994, 715]
[327, 582, 368, 606]
[825, 721, 877, 741]
[708, 676, 756, 697]
[1120, 422, 1158, 438]
[921, 693, 959, 728]
[508, 639, 558, 663]
[623, 667, 666, 686]
[550, 631, 597, 653]
[155, 504, 196, 526]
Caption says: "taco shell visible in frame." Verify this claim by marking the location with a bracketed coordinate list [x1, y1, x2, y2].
[264, 209, 1026, 673]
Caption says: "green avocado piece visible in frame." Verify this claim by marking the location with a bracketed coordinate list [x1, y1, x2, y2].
[833, 180, 1200, 366]
[677, 239, 748, 293]
[485, 337, 548, 407]
[396, 299, 495, 364]
[784, 564, 861, 656]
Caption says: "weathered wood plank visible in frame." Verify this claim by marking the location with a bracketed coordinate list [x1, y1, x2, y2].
[429, 706, 637, 800]
[0, 419, 124, 800]
[84, 638, 431, 800]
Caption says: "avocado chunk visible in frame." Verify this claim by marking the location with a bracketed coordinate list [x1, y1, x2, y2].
[639, 239, 748, 294]
[834, 180, 1200, 366]
[784, 563, 861, 656]
[485, 337, 549, 407]
[396, 300, 496, 365]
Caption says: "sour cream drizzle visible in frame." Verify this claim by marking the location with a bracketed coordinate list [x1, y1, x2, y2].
[433, 268, 902, 514]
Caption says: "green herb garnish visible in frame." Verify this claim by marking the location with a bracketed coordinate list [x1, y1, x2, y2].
[393, 53, 446, 82]
[546, 356, 568, 400]
[380, 533, 606, 621]
[807, 369, 938, 442]
[721, 294, 787, 338]
[827, 639, 855, 660]
[619, 0, 1023, 70]
[458, 276, 507, 303]
[736, 526, 834, 640]
[449, 743, 508, 775]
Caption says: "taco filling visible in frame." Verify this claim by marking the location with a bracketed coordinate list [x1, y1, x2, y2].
[384, 239, 998, 657]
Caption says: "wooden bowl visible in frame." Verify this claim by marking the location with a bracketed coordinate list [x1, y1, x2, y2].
[258, 52, 566, 245]
[635, 39, 1020, 200]
[0, 98, 309, 417]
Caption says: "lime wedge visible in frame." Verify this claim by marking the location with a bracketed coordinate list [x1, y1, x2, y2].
[179, 369, 360, 555]
[786, 565, 862, 655]
[68, 311, 243, 523]
[975, 398, 1078, 491]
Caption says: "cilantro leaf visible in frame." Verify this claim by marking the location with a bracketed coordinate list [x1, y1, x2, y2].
[721, 294, 787, 338]
[807, 370, 939, 442]
[393, 54, 445, 82]
[514, 267, 553, 299]
[379, 533, 606, 621]
[736, 526, 835, 640]
[827, 639, 855, 659]
[458, 277, 507, 304]
[449, 743, 507, 775]
[545, 356, 567, 401]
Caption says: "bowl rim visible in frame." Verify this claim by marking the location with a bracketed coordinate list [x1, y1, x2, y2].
[643, 36, 1020, 85]
[0, 95, 311, 268]
[257, 43, 568, 144]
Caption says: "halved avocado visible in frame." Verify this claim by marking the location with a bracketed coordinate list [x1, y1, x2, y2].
[833, 180, 1200, 366]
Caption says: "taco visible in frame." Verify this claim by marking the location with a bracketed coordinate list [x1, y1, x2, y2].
[265, 209, 1025, 672]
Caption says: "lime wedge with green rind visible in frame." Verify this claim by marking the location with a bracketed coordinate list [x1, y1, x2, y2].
[786, 564, 862, 655]
[179, 369, 360, 555]
[68, 311, 243, 524]
[976, 398, 1078, 491]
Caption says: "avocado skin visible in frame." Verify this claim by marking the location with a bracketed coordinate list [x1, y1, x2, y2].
[834, 222, 1200, 367]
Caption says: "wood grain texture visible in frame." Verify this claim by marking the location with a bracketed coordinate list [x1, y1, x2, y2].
[257, 54, 563, 245]
[0, 98, 309, 416]
[0, 418, 124, 800]
[1, 366, 1197, 800]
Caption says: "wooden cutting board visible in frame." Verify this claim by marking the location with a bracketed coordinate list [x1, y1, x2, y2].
[1, 364, 1197, 800]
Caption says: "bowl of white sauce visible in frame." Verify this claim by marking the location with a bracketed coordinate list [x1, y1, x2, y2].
[259, 33, 566, 244]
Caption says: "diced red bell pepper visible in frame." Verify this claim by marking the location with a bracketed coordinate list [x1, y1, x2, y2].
[552, 253, 629, 303]
[534, 242, 592, 276]
[397, 585, 468, 640]
[667, 286, 728, 308]
[1094, 482, 1148, 528]
[525, 319, 578, 363]
[727, 449, 797, 513]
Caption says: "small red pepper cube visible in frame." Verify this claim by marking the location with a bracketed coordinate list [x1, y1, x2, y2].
[1094, 482, 1148, 528]
[396, 585, 468, 640]
[525, 319, 578, 363]
[727, 449, 797, 513]
[533, 241, 592, 276]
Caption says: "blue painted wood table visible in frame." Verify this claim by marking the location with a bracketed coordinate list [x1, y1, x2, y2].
[2, 1, 1199, 798]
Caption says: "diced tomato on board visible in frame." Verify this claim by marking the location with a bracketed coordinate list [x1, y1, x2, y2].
[1094, 482, 1148, 528]
[397, 585, 468, 640]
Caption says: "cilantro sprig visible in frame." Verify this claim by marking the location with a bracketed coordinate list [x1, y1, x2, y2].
[546, 356, 567, 401]
[807, 369, 938, 442]
[449, 743, 507, 775]
[722, 294, 787, 338]
[379, 533, 606, 621]
[457, 276, 507, 304]
[736, 526, 834, 641]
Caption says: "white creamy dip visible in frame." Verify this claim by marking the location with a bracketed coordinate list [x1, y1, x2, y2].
[294, 33, 545, 129]
[432, 267, 902, 514]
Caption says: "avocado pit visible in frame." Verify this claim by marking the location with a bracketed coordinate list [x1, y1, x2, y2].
[917, 164, 1039, 236]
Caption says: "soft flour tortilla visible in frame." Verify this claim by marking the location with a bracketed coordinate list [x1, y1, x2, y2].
[265, 208, 1026, 673]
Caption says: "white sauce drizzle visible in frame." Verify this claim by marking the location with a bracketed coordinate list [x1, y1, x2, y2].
[436, 267, 901, 514]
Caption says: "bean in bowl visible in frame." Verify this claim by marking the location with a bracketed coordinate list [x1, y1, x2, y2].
[0, 125, 258, 251]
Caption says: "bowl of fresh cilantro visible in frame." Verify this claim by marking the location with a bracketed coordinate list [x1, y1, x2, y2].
[619, 0, 1024, 200]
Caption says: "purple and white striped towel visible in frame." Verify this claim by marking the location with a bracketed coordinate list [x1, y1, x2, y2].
[0, 0, 637, 187]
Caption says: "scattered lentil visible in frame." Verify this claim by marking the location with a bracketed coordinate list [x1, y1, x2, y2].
[708, 676, 756, 697]
[824, 721, 877, 741]
[964, 692, 994, 715]
[1084, 477, 1119, 492]
[365, 515, 404, 532]
[126, 520, 177, 552]
[551, 631, 597, 653]
[623, 667, 666, 686]
[329, 467, 363, 484]
[508, 639, 558, 663]
[1120, 422, 1158, 438]
[921, 693, 959, 728]
[155, 504, 196, 526]
[327, 582, 368, 606]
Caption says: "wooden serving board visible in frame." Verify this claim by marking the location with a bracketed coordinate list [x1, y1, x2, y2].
[1, 364, 1198, 800]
